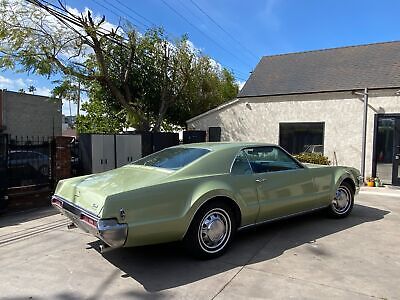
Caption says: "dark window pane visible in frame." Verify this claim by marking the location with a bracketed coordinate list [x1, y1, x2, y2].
[134, 147, 209, 170]
[279, 122, 324, 155]
[231, 151, 252, 175]
[375, 117, 394, 184]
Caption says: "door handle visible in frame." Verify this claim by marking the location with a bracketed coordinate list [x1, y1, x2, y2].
[256, 178, 267, 183]
[396, 155, 400, 160]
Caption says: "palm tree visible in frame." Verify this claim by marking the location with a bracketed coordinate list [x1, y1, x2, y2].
[28, 85, 36, 94]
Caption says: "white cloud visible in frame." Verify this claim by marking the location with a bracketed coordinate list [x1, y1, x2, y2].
[237, 80, 246, 91]
[35, 87, 51, 97]
[0, 75, 50, 97]
[0, 75, 35, 91]
[259, 0, 281, 30]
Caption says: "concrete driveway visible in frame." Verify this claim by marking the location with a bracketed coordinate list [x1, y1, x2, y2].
[0, 189, 399, 299]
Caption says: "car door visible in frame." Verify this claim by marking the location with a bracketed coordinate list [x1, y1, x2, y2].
[243, 146, 318, 222]
[229, 150, 260, 225]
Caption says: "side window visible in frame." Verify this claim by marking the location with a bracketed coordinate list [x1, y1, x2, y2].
[231, 150, 253, 175]
[244, 147, 302, 173]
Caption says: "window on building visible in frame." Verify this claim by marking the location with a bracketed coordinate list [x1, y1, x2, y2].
[279, 122, 325, 155]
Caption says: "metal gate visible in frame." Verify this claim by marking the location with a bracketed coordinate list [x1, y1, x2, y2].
[0, 134, 7, 209]
[7, 136, 53, 188]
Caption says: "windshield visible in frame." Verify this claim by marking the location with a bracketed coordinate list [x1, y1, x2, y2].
[133, 147, 210, 170]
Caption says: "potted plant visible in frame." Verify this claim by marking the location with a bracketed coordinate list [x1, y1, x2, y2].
[366, 176, 375, 187]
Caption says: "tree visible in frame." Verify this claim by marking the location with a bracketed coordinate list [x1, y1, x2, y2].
[0, 0, 238, 132]
[28, 85, 36, 94]
[75, 82, 128, 134]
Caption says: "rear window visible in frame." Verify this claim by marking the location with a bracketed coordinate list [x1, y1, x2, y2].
[133, 147, 210, 170]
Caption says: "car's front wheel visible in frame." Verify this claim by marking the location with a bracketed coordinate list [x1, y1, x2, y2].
[184, 201, 236, 259]
[328, 181, 354, 218]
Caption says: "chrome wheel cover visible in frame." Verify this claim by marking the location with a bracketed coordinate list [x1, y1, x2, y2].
[198, 208, 231, 253]
[332, 185, 352, 214]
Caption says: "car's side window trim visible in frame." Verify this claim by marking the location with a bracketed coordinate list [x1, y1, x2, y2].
[242, 146, 304, 174]
[229, 149, 254, 175]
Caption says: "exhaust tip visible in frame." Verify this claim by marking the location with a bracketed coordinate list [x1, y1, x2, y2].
[67, 223, 77, 230]
[99, 243, 113, 254]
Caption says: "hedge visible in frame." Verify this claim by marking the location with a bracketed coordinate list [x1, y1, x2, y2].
[294, 152, 330, 165]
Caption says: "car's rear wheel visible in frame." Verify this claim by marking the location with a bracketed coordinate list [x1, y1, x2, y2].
[328, 181, 354, 218]
[184, 201, 236, 259]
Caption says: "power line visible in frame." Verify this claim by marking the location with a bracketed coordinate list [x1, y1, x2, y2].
[90, 0, 250, 79]
[188, 0, 259, 61]
[114, 0, 157, 28]
[26, 0, 249, 81]
[160, 0, 253, 70]
[88, 0, 148, 31]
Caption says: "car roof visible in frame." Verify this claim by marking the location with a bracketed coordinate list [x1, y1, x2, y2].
[173, 142, 277, 151]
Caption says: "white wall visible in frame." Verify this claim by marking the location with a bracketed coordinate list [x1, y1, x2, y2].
[187, 89, 400, 177]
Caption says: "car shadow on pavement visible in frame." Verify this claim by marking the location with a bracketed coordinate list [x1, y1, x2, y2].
[0, 206, 57, 228]
[93, 204, 389, 292]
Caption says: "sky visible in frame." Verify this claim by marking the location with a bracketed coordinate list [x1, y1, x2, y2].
[2, 0, 400, 115]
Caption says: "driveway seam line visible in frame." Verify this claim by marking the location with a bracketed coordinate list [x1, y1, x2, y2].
[211, 231, 280, 300]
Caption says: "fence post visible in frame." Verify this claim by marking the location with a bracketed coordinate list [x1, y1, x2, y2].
[50, 137, 56, 190]
[0, 134, 8, 211]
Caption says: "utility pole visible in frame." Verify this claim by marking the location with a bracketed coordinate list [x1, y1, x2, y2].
[353, 88, 369, 181]
[76, 81, 81, 117]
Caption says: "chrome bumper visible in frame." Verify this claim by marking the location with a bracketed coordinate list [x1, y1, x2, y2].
[51, 195, 128, 248]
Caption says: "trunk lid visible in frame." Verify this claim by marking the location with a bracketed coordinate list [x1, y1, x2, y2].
[55, 165, 173, 215]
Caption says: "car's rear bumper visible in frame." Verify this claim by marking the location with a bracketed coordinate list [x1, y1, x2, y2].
[51, 195, 128, 248]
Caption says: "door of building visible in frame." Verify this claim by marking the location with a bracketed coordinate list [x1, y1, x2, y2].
[393, 118, 400, 186]
[374, 115, 400, 186]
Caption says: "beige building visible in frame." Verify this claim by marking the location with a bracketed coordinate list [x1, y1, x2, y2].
[187, 41, 400, 186]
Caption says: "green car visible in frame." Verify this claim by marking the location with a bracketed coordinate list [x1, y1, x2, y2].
[52, 143, 361, 258]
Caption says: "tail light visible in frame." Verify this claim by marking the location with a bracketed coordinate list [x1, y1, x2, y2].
[80, 214, 98, 227]
[51, 197, 63, 208]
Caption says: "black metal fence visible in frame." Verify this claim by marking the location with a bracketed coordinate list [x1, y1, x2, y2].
[0, 134, 7, 208]
[6, 136, 53, 187]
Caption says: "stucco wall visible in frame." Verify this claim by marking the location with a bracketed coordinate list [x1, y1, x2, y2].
[187, 89, 400, 177]
[1, 90, 62, 139]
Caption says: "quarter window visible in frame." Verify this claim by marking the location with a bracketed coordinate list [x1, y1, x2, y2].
[231, 151, 253, 175]
[244, 147, 301, 173]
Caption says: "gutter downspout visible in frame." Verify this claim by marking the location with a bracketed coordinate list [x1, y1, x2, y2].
[361, 88, 369, 180]
[0, 89, 3, 131]
[353, 88, 369, 181]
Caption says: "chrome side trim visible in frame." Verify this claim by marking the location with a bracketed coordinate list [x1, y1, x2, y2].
[237, 205, 328, 231]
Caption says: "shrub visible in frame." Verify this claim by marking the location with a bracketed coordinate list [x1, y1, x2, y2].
[294, 152, 330, 165]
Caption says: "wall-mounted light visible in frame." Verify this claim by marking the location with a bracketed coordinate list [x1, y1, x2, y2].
[245, 102, 252, 110]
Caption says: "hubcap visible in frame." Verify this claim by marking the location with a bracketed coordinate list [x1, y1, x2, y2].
[198, 208, 231, 253]
[332, 186, 351, 214]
